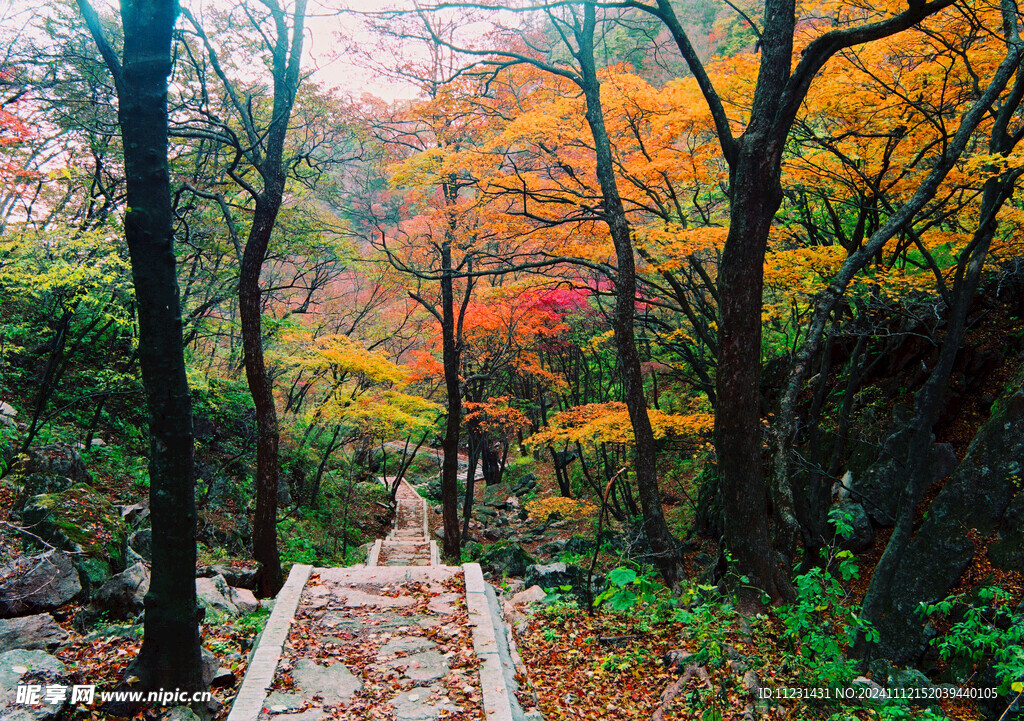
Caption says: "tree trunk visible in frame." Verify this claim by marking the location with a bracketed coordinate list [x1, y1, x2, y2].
[78, 0, 204, 695]
[576, 6, 684, 588]
[715, 134, 795, 602]
[242, 201, 284, 598]
[439, 223, 462, 562]
[462, 438, 480, 541]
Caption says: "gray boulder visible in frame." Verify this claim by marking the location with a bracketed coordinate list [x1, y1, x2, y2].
[23, 444, 89, 485]
[73, 557, 112, 598]
[481, 482, 511, 506]
[524, 562, 594, 603]
[0, 552, 82, 618]
[989, 489, 1024, 570]
[196, 574, 239, 618]
[481, 544, 534, 578]
[833, 500, 874, 552]
[510, 472, 539, 495]
[887, 667, 933, 691]
[127, 529, 151, 563]
[11, 475, 73, 515]
[230, 587, 259, 615]
[18, 484, 126, 566]
[525, 562, 572, 590]
[0, 615, 67, 653]
[91, 563, 150, 620]
[424, 477, 443, 503]
[852, 422, 957, 527]
[119, 503, 149, 528]
[196, 564, 258, 590]
[277, 481, 292, 506]
[0, 649, 68, 721]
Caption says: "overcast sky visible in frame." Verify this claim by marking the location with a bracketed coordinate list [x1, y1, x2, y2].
[1, 0, 426, 102]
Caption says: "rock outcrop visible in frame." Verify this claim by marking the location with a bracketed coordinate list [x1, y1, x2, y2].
[873, 391, 1024, 663]
[0, 552, 82, 618]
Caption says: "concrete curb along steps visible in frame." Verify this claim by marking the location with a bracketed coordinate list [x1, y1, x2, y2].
[462, 563, 529, 721]
[367, 539, 382, 567]
[227, 563, 313, 721]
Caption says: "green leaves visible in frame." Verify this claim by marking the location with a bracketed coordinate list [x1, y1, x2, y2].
[923, 586, 1024, 696]
[607, 567, 638, 587]
[594, 565, 667, 616]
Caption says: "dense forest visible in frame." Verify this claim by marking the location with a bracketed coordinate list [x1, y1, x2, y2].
[1, 0, 1023, 719]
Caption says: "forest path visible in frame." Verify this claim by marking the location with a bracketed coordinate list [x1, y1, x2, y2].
[368, 477, 437, 568]
[226, 480, 525, 721]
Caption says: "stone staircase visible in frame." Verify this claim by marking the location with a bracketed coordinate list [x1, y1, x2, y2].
[225, 474, 528, 721]
[368, 477, 438, 567]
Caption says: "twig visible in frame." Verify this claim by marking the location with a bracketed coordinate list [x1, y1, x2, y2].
[586, 466, 627, 615]
[0, 520, 71, 553]
[996, 691, 1023, 721]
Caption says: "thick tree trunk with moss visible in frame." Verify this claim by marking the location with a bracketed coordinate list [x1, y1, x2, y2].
[77, 0, 204, 694]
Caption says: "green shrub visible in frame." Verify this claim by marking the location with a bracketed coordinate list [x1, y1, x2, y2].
[775, 507, 876, 689]
[922, 586, 1024, 695]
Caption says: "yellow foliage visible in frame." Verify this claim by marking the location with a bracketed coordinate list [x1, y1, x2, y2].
[526, 496, 598, 522]
[528, 402, 713, 449]
[294, 334, 408, 385]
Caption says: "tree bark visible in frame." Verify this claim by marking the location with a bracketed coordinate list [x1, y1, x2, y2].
[439, 221, 463, 562]
[77, 0, 204, 694]
[243, 200, 284, 597]
[576, 6, 684, 589]
[717, 144, 799, 600]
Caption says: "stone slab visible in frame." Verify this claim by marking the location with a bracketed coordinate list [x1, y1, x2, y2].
[377, 636, 437, 659]
[367, 540, 382, 568]
[316, 566, 459, 585]
[388, 650, 449, 682]
[463, 563, 486, 594]
[462, 564, 516, 721]
[393, 687, 456, 721]
[427, 593, 460, 616]
[335, 588, 417, 609]
[290, 658, 362, 702]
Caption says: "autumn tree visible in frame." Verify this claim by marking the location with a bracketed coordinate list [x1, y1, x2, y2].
[407, 4, 691, 585]
[350, 28, 561, 559]
[175, 0, 316, 595]
[76, 0, 204, 697]
[769, 1, 1024, 658]
[759, 2, 1024, 588]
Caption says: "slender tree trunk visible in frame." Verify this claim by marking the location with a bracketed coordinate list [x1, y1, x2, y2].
[77, 0, 204, 695]
[439, 218, 462, 562]
[242, 201, 284, 597]
[549, 445, 572, 498]
[576, 6, 683, 588]
[462, 437, 480, 541]
[20, 312, 72, 454]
